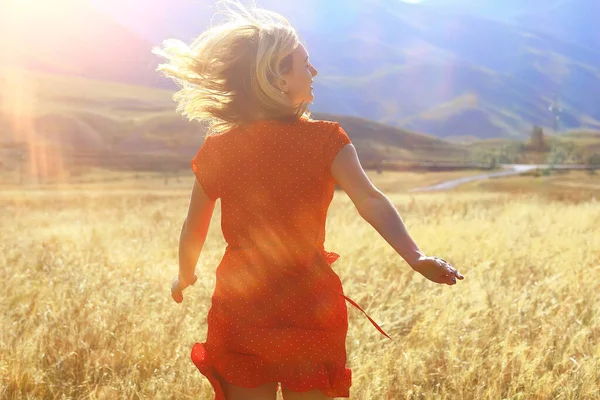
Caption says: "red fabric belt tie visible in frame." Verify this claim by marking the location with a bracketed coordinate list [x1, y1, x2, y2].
[341, 294, 392, 340]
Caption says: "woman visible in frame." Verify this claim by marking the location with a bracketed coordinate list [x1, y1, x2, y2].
[154, 1, 464, 399]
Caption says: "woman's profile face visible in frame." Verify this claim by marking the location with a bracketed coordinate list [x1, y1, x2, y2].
[281, 43, 318, 106]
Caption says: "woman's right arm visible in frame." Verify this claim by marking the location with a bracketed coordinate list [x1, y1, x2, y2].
[331, 144, 463, 285]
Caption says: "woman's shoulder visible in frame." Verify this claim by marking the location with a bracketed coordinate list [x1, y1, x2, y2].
[203, 118, 342, 144]
[297, 117, 341, 134]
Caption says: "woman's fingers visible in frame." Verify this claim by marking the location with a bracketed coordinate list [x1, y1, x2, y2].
[446, 265, 464, 280]
[170, 274, 198, 303]
[435, 257, 464, 284]
[171, 277, 184, 303]
[171, 289, 183, 303]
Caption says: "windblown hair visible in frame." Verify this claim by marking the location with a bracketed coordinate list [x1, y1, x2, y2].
[152, 0, 310, 135]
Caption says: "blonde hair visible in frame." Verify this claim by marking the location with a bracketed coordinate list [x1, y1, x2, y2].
[152, 0, 310, 135]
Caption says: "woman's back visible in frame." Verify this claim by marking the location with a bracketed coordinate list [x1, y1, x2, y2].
[193, 118, 350, 258]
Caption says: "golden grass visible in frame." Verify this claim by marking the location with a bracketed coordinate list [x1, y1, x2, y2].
[455, 170, 600, 203]
[366, 170, 491, 193]
[2, 172, 600, 399]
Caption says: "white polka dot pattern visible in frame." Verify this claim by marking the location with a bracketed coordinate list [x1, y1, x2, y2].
[190, 119, 356, 399]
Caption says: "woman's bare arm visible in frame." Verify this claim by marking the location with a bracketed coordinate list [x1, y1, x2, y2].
[178, 179, 216, 288]
[331, 144, 463, 285]
[331, 144, 424, 266]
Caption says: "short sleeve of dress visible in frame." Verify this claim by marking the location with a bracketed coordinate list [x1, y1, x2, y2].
[191, 135, 220, 201]
[323, 122, 352, 171]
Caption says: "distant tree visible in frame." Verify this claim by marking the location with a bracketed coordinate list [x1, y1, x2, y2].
[530, 125, 546, 151]
[547, 140, 580, 167]
[587, 153, 600, 174]
[548, 147, 567, 168]
[559, 141, 576, 163]
[514, 153, 526, 164]
[498, 153, 511, 164]
[586, 153, 600, 166]
[498, 142, 521, 164]
[542, 168, 553, 176]
[488, 156, 498, 170]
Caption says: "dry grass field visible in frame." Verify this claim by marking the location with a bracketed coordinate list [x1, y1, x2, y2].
[2, 170, 600, 399]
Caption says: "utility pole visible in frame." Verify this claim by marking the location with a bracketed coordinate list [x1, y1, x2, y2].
[548, 95, 563, 134]
[548, 95, 564, 169]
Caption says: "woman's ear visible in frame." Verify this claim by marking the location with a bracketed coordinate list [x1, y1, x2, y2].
[276, 77, 289, 94]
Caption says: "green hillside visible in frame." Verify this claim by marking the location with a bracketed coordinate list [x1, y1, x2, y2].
[0, 67, 472, 173]
[313, 112, 470, 163]
[468, 130, 600, 164]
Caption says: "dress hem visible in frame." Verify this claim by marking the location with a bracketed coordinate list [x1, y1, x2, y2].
[191, 342, 352, 399]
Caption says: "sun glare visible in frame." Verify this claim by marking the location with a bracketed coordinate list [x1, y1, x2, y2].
[4, 0, 76, 13]
[0, 0, 75, 183]
[1, 68, 66, 183]
[2, 0, 80, 47]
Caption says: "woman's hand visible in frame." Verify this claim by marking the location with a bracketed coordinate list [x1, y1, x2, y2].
[410, 256, 464, 285]
[171, 274, 198, 303]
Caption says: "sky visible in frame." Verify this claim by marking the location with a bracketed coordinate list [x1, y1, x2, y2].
[0, 0, 536, 48]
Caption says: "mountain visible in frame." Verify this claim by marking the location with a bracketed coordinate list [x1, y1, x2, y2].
[386, 0, 600, 57]
[305, 1, 600, 137]
[2, 0, 600, 140]
[517, 0, 600, 50]
[418, 0, 558, 21]
[420, 0, 600, 52]
[0, 67, 470, 174]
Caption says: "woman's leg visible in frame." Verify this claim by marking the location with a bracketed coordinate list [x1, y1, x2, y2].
[222, 381, 279, 400]
[219, 377, 279, 400]
[281, 388, 333, 400]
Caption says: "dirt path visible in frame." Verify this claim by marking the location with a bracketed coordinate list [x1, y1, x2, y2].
[409, 164, 589, 192]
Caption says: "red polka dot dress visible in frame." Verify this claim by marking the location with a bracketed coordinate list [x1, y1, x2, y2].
[189, 118, 390, 399]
